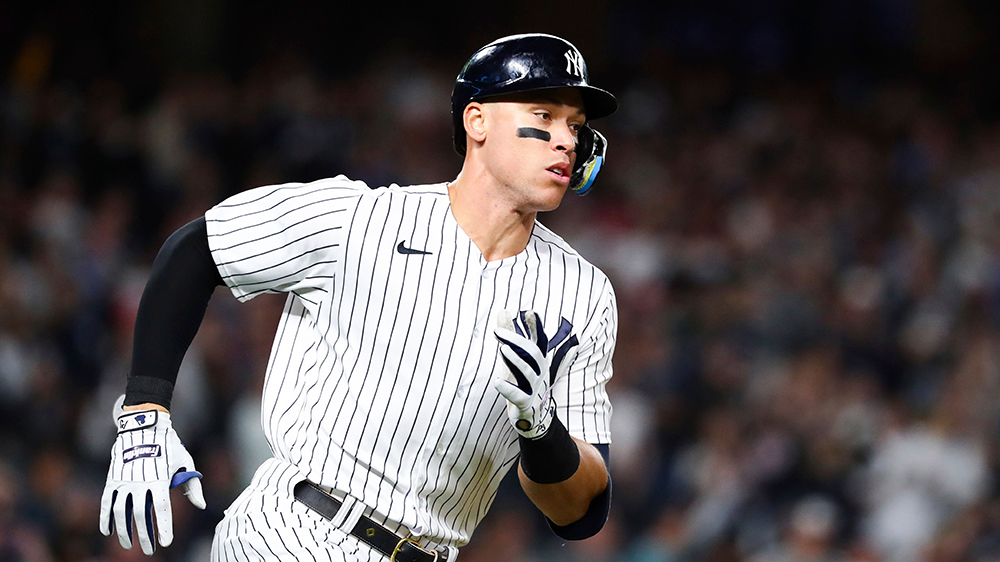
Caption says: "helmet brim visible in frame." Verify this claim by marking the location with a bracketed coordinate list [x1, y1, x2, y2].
[472, 84, 619, 122]
[578, 85, 619, 121]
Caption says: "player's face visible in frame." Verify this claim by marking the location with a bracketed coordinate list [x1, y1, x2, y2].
[481, 88, 586, 211]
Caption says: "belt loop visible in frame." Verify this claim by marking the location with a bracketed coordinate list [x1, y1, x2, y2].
[326, 494, 352, 529]
[336, 498, 367, 535]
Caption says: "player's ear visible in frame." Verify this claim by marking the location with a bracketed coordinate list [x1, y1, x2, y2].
[464, 102, 488, 147]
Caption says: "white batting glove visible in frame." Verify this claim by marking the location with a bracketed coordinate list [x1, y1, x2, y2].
[493, 310, 580, 439]
[99, 395, 206, 555]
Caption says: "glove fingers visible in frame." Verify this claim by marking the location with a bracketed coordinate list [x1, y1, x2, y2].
[496, 309, 514, 332]
[519, 311, 547, 354]
[495, 328, 545, 373]
[494, 325, 532, 350]
[133, 490, 156, 555]
[114, 491, 133, 550]
[99, 487, 114, 536]
[182, 474, 207, 510]
[492, 376, 530, 407]
[153, 486, 173, 547]
[496, 345, 540, 380]
[498, 345, 537, 394]
[170, 446, 207, 510]
[514, 311, 530, 340]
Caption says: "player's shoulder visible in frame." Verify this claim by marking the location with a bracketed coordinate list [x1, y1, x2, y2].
[245, 176, 448, 199]
[297, 174, 387, 200]
[334, 180, 450, 205]
[383, 182, 451, 198]
[209, 177, 451, 224]
[531, 222, 614, 294]
[212, 174, 372, 209]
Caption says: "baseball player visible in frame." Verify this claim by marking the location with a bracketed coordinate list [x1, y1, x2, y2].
[100, 33, 618, 562]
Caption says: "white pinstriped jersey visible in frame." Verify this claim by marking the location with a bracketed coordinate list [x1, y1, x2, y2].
[204, 176, 616, 548]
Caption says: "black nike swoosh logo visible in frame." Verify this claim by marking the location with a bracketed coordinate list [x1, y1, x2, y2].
[397, 241, 433, 255]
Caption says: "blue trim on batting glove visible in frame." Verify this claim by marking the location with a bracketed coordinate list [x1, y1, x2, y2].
[170, 470, 203, 488]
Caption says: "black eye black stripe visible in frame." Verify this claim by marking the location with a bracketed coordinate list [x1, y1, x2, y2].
[516, 127, 551, 141]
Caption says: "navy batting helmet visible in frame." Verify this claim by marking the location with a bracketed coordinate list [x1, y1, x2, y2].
[451, 33, 618, 195]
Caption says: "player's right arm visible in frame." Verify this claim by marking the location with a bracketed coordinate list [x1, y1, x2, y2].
[100, 216, 221, 555]
[124, 217, 225, 411]
[102, 177, 366, 554]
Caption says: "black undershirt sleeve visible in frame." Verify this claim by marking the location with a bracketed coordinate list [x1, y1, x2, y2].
[547, 443, 612, 540]
[124, 217, 224, 409]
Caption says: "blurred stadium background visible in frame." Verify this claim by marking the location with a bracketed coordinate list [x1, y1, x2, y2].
[4, 1, 1000, 560]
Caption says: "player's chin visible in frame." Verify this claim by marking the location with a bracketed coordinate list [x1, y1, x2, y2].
[533, 185, 569, 212]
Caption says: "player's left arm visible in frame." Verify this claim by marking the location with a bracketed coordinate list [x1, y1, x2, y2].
[493, 281, 616, 537]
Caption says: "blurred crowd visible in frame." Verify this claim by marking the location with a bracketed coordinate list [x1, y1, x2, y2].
[5, 18, 1000, 562]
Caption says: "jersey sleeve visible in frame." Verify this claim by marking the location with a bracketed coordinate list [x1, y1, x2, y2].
[204, 175, 366, 302]
[552, 274, 617, 444]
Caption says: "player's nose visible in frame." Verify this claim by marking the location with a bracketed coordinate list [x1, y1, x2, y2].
[550, 122, 576, 155]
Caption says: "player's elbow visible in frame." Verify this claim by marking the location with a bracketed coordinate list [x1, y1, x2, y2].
[545, 471, 608, 526]
[518, 445, 610, 526]
[547, 475, 612, 539]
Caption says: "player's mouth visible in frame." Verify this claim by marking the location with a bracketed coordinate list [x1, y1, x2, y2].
[546, 163, 571, 184]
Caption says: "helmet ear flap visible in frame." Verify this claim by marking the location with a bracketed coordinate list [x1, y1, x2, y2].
[570, 125, 607, 196]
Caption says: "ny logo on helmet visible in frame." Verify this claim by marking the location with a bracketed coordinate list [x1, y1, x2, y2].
[564, 49, 585, 78]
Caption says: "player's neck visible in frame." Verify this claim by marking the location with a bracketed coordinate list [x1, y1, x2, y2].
[448, 173, 536, 262]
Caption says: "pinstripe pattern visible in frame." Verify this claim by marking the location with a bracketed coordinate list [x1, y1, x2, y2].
[210, 459, 380, 562]
[204, 176, 616, 554]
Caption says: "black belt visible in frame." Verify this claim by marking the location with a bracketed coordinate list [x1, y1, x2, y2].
[292, 481, 448, 562]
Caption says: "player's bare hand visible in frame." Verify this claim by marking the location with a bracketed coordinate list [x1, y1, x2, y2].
[99, 395, 206, 555]
[493, 310, 580, 439]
